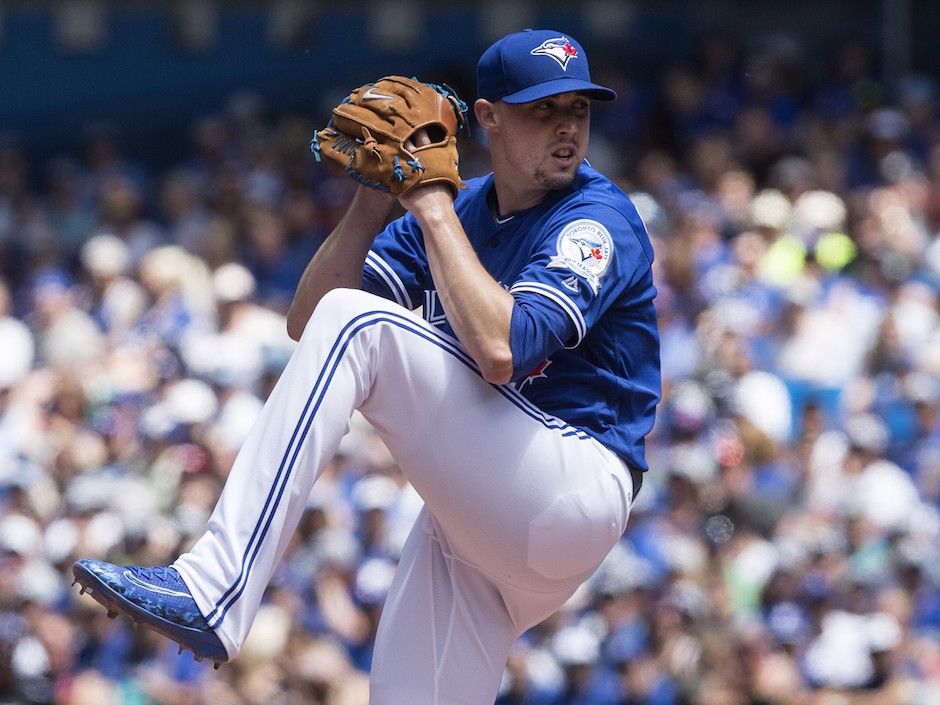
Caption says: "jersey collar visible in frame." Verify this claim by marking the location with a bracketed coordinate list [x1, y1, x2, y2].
[485, 179, 516, 225]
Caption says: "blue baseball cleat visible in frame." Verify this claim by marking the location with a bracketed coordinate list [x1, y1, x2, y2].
[72, 558, 228, 667]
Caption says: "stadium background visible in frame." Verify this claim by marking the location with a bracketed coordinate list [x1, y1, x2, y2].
[3, 1, 940, 704]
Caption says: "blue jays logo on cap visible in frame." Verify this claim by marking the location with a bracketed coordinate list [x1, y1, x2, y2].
[530, 37, 579, 70]
[477, 29, 616, 104]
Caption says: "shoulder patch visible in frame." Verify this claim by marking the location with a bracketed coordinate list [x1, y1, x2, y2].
[547, 219, 614, 294]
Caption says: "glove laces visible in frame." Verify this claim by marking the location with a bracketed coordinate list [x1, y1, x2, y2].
[360, 127, 383, 161]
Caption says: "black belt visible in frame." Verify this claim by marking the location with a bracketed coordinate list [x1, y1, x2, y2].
[629, 465, 644, 499]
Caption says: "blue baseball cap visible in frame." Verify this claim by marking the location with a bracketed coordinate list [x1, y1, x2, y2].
[477, 29, 616, 104]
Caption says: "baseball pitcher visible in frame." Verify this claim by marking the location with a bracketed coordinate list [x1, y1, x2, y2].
[74, 28, 661, 705]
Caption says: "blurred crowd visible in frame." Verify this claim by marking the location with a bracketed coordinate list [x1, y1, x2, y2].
[2, 32, 940, 705]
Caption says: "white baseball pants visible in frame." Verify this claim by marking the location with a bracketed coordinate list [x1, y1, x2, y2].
[174, 288, 634, 705]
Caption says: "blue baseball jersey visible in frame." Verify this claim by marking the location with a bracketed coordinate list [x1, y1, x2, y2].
[362, 163, 661, 471]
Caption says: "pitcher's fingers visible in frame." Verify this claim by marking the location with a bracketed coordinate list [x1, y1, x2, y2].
[406, 129, 432, 151]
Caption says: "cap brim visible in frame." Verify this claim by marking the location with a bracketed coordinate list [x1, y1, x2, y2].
[500, 78, 616, 104]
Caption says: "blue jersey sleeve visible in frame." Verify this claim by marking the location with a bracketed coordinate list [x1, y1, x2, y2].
[361, 212, 429, 310]
[508, 203, 654, 380]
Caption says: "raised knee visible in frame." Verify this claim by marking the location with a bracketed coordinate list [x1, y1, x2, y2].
[316, 286, 360, 312]
[316, 287, 383, 317]
[301, 288, 390, 340]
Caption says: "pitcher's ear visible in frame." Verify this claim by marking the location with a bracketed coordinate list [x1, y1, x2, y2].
[474, 99, 498, 129]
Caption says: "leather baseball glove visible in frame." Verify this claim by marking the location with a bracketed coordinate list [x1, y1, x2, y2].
[311, 76, 468, 197]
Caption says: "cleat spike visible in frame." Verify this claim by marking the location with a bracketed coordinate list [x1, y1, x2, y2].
[194, 654, 204, 662]
[178, 645, 184, 655]
[79, 587, 87, 595]
[213, 662, 221, 670]
[107, 609, 118, 619]
[71, 579, 78, 587]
